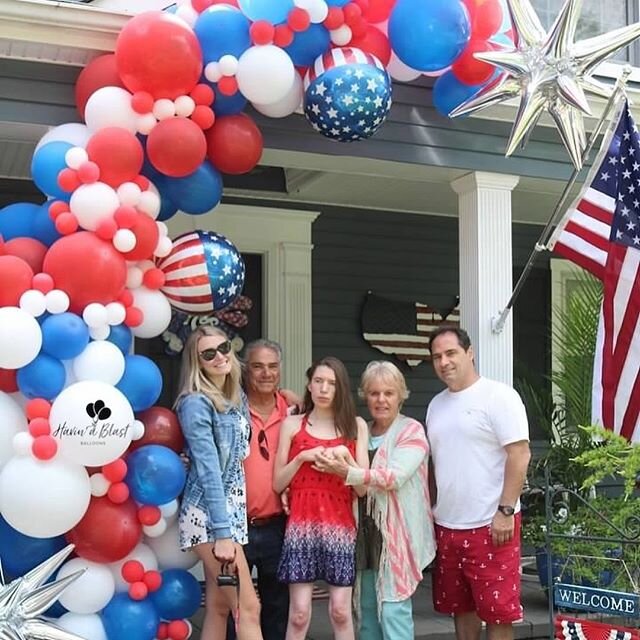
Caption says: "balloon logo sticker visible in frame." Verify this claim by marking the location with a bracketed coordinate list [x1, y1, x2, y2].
[49, 381, 135, 467]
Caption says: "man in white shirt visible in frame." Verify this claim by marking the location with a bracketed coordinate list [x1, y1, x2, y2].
[425, 327, 531, 640]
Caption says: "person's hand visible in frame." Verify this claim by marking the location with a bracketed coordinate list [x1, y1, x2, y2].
[179, 452, 191, 472]
[313, 449, 350, 478]
[296, 445, 326, 463]
[490, 512, 515, 546]
[280, 488, 291, 515]
[213, 538, 236, 568]
[280, 388, 303, 413]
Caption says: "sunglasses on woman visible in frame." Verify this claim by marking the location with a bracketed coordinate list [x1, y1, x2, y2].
[199, 340, 233, 361]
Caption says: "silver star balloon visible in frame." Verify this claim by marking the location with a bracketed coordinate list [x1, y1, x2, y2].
[449, 0, 640, 168]
[0, 544, 87, 640]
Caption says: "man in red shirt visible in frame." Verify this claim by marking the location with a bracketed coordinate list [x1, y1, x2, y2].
[241, 339, 291, 640]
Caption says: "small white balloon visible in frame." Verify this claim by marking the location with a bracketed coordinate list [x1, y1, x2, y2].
[113, 229, 137, 253]
[204, 61, 222, 83]
[35, 123, 92, 153]
[126, 266, 144, 289]
[387, 51, 421, 82]
[90, 472, 110, 497]
[70, 182, 120, 232]
[237, 46, 295, 105]
[130, 287, 172, 339]
[0, 307, 42, 369]
[45, 290, 71, 314]
[83, 303, 108, 329]
[131, 419, 145, 440]
[175, 3, 198, 27]
[12, 431, 33, 457]
[58, 558, 116, 614]
[159, 499, 179, 521]
[253, 71, 303, 118]
[143, 519, 167, 538]
[153, 99, 176, 121]
[174, 95, 196, 117]
[0, 392, 28, 468]
[72, 340, 125, 385]
[57, 613, 108, 640]
[106, 302, 127, 326]
[218, 54, 239, 76]
[88, 325, 111, 341]
[117, 182, 142, 206]
[308, 0, 328, 23]
[85, 86, 137, 133]
[146, 521, 198, 570]
[65, 147, 89, 170]
[137, 190, 161, 219]
[156, 221, 168, 237]
[330, 25, 352, 46]
[137, 113, 157, 135]
[154, 236, 173, 258]
[19, 289, 47, 317]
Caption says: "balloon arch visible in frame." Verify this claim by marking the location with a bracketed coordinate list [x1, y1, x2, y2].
[0, 0, 511, 638]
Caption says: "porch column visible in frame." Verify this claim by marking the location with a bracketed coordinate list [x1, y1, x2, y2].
[450, 171, 520, 385]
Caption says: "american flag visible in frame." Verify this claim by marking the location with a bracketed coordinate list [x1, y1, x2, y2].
[549, 100, 640, 441]
[361, 292, 459, 367]
[555, 616, 639, 640]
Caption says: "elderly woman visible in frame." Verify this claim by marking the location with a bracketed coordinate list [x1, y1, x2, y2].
[314, 360, 435, 640]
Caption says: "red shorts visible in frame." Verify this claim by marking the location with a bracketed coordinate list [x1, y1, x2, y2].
[432, 515, 523, 624]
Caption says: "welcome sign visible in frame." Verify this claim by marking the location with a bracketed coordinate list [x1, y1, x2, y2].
[554, 583, 640, 618]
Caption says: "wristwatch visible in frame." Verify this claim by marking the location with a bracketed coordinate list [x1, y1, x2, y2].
[497, 504, 515, 516]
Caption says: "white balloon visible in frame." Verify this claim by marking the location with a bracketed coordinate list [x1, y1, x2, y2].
[175, 95, 196, 117]
[106, 302, 127, 326]
[19, 289, 47, 318]
[0, 307, 42, 369]
[117, 182, 142, 206]
[387, 52, 421, 82]
[85, 86, 137, 133]
[131, 419, 145, 440]
[45, 290, 70, 314]
[65, 147, 89, 170]
[49, 380, 135, 467]
[83, 303, 108, 328]
[0, 456, 90, 537]
[308, 0, 328, 23]
[89, 325, 111, 341]
[153, 99, 176, 121]
[57, 558, 116, 614]
[12, 431, 33, 457]
[114, 229, 136, 253]
[70, 182, 120, 231]
[146, 521, 198, 570]
[72, 341, 125, 385]
[0, 392, 27, 470]
[204, 61, 222, 83]
[137, 190, 161, 219]
[62, 359, 78, 387]
[137, 113, 157, 135]
[154, 236, 173, 258]
[175, 4, 198, 27]
[130, 287, 172, 339]
[237, 45, 295, 105]
[159, 499, 179, 523]
[57, 613, 108, 640]
[126, 266, 144, 289]
[89, 472, 110, 497]
[330, 25, 352, 46]
[218, 55, 238, 77]
[143, 519, 167, 538]
[253, 72, 303, 118]
[109, 542, 158, 592]
[35, 123, 92, 153]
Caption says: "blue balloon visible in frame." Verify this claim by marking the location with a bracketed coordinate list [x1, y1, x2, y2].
[164, 161, 223, 215]
[326, 0, 350, 5]
[237, 0, 294, 23]
[126, 445, 186, 506]
[31, 141, 74, 201]
[285, 23, 331, 67]
[32, 201, 62, 247]
[194, 5, 251, 63]
[0, 516, 66, 578]
[432, 70, 485, 117]
[389, 0, 470, 72]
[41, 312, 90, 360]
[116, 355, 163, 411]
[0, 202, 40, 240]
[156, 193, 179, 222]
[151, 570, 202, 620]
[17, 354, 66, 400]
[101, 593, 160, 640]
[212, 83, 248, 116]
[106, 324, 133, 354]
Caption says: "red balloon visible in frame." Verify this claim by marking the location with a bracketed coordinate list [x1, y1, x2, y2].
[116, 12, 203, 100]
[147, 117, 207, 178]
[0, 255, 34, 307]
[119, 211, 160, 262]
[75, 54, 126, 119]
[348, 26, 391, 66]
[86, 127, 144, 187]
[66, 496, 142, 563]
[465, 0, 503, 39]
[452, 39, 496, 85]
[129, 406, 184, 453]
[4, 237, 47, 273]
[42, 231, 127, 314]
[205, 114, 263, 175]
[363, 0, 396, 23]
[0, 369, 18, 393]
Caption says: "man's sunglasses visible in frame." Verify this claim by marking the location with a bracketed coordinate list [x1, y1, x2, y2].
[199, 341, 232, 361]
[258, 429, 269, 461]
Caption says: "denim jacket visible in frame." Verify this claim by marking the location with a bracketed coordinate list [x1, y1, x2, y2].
[177, 391, 249, 540]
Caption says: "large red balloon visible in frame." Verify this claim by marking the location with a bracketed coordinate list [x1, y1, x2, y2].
[4, 237, 47, 273]
[205, 114, 263, 175]
[364, 0, 396, 23]
[75, 54, 126, 119]
[129, 406, 185, 453]
[42, 232, 127, 314]
[86, 127, 144, 187]
[66, 496, 142, 563]
[147, 117, 207, 178]
[0, 369, 18, 393]
[349, 26, 392, 66]
[0, 255, 34, 307]
[120, 211, 160, 262]
[465, 0, 503, 39]
[116, 12, 203, 100]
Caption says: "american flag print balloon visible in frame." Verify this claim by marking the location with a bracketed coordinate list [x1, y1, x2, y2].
[303, 48, 392, 142]
[157, 230, 245, 314]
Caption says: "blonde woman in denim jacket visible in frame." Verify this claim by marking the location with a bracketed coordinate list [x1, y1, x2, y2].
[175, 326, 263, 640]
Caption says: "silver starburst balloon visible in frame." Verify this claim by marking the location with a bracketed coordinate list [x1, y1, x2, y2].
[450, 0, 640, 168]
[0, 544, 87, 640]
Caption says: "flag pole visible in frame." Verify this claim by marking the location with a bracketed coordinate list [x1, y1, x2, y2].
[491, 66, 633, 334]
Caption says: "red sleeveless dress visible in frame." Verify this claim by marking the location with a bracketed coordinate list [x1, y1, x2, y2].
[277, 415, 357, 586]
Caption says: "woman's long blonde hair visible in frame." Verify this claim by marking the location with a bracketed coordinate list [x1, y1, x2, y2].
[175, 326, 242, 412]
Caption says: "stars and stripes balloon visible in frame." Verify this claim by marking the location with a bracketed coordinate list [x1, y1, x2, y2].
[157, 230, 245, 315]
[303, 48, 393, 142]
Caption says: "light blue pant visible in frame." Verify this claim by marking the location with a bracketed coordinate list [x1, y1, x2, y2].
[359, 570, 414, 640]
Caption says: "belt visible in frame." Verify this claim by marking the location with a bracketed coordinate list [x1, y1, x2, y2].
[248, 513, 285, 527]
